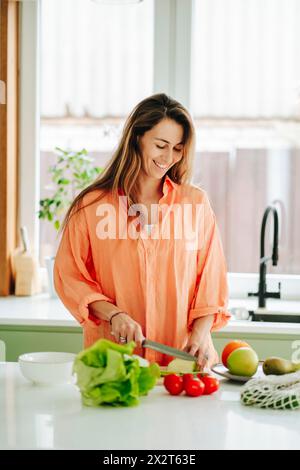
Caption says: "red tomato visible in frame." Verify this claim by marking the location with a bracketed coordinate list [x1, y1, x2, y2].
[182, 374, 195, 387]
[184, 378, 205, 397]
[163, 374, 184, 395]
[198, 375, 220, 395]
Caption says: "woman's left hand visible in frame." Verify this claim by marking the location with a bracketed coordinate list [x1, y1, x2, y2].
[183, 314, 216, 370]
[184, 330, 211, 370]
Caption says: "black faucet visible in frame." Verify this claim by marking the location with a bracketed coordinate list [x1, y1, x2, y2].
[248, 205, 281, 308]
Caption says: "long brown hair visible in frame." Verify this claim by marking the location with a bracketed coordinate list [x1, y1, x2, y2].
[61, 92, 196, 232]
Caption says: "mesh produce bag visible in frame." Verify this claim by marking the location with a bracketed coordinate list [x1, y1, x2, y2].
[240, 370, 300, 410]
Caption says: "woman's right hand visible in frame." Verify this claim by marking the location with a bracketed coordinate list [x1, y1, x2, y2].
[110, 312, 145, 347]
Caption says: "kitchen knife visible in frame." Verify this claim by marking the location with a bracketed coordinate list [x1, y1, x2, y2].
[142, 339, 196, 362]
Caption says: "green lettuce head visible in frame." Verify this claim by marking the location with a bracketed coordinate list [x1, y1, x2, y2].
[73, 339, 160, 407]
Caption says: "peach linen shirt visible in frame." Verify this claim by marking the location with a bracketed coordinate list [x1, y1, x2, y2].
[54, 175, 231, 366]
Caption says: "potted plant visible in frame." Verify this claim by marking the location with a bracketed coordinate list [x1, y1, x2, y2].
[39, 147, 103, 296]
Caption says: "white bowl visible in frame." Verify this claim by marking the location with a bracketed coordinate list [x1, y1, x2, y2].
[18, 352, 76, 385]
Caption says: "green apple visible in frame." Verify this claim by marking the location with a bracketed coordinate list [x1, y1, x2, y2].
[227, 347, 259, 377]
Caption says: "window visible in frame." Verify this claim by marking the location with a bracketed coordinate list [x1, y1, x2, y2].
[41, 0, 154, 118]
[191, 0, 300, 274]
[192, 0, 300, 118]
[19, 0, 300, 299]
[39, 0, 154, 260]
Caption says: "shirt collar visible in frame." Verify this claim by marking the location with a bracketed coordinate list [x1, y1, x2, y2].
[118, 175, 177, 197]
[162, 175, 177, 195]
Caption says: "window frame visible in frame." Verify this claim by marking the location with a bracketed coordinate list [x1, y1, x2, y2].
[20, 0, 300, 300]
[0, 0, 19, 295]
[19, 0, 40, 256]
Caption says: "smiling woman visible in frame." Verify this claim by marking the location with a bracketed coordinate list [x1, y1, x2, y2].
[54, 93, 231, 370]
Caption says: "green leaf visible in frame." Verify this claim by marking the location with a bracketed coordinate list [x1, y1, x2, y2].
[138, 363, 160, 396]
[57, 178, 70, 185]
[54, 220, 60, 231]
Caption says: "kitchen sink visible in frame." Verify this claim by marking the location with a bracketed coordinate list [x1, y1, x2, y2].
[249, 310, 300, 323]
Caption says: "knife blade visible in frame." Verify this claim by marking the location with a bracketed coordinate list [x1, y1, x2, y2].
[142, 339, 196, 362]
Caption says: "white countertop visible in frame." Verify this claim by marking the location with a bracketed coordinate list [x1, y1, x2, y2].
[0, 294, 78, 328]
[0, 294, 300, 335]
[0, 362, 299, 450]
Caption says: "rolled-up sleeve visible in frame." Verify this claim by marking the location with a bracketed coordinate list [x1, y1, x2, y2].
[54, 207, 114, 328]
[188, 192, 231, 332]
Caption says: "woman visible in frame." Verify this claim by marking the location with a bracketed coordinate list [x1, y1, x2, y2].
[54, 93, 231, 369]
